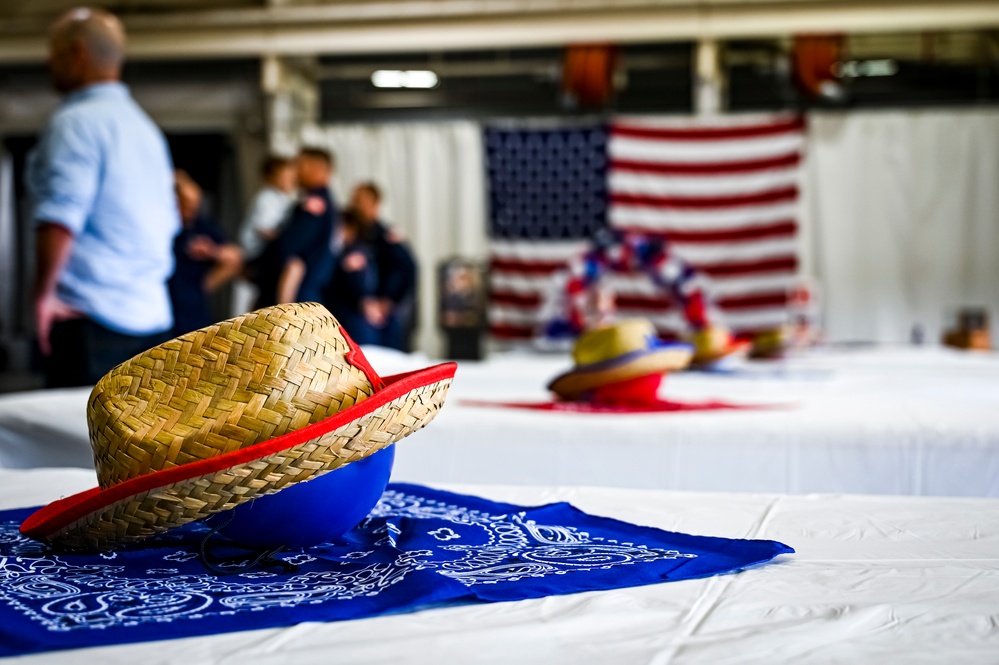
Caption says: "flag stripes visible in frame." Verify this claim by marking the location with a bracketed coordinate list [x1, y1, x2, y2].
[609, 116, 805, 141]
[609, 152, 801, 176]
[486, 115, 805, 340]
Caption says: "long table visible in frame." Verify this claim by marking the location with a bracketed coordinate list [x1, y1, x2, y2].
[1, 468, 997, 663]
[2, 346, 998, 496]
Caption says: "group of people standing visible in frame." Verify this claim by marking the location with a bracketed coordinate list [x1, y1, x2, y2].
[28, 7, 415, 389]
[174, 150, 416, 350]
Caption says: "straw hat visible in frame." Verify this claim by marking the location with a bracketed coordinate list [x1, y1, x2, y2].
[548, 319, 692, 401]
[20, 302, 456, 553]
[749, 327, 789, 360]
[687, 326, 751, 367]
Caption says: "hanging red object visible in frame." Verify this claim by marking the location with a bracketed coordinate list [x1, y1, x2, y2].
[792, 34, 845, 99]
[563, 44, 619, 108]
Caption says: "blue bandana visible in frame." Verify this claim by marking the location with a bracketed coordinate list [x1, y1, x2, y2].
[0, 484, 792, 656]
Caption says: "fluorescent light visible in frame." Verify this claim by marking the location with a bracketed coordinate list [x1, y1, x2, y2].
[834, 59, 899, 78]
[371, 70, 439, 89]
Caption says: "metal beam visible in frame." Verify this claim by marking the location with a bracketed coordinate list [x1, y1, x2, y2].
[314, 53, 689, 81]
[0, 1, 997, 63]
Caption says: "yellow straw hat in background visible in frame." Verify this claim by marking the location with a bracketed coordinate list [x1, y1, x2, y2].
[21, 302, 456, 552]
[548, 319, 693, 401]
[687, 326, 751, 367]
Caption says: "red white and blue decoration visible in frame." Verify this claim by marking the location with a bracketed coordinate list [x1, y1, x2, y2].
[551, 230, 713, 338]
[0, 484, 791, 656]
[486, 115, 805, 340]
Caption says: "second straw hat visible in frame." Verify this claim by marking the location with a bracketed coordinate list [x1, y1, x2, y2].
[548, 319, 692, 400]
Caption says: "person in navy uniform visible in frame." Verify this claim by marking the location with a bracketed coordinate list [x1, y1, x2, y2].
[350, 182, 417, 350]
[323, 208, 379, 344]
[168, 170, 243, 336]
[256, 147, 338, 307]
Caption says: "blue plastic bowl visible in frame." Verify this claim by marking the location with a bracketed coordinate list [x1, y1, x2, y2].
[216, 444, 395, 549]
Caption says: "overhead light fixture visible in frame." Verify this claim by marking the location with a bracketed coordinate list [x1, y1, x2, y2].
[371, 70, 440, 89]
[834, 59, 899, 78]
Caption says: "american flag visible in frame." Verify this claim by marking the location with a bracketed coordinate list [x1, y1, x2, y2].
[486, 114, 804, 340]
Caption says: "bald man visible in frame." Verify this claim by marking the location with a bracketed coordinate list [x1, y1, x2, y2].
[28, 7, 180, 387]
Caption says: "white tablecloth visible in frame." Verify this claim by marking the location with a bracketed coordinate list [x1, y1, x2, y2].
[2, 346, 999, 496]
[395, 346, 999, 496]
[1, 468, 997, 664]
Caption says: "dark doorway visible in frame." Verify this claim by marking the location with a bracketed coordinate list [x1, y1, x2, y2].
[0, 131, 243, 391]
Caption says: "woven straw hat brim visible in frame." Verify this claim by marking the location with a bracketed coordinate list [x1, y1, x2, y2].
[20, 363, 456, 552]
[548, 346, 692, 400]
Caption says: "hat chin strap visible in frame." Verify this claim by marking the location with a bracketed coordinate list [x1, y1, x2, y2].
[197, 513, 302, 576]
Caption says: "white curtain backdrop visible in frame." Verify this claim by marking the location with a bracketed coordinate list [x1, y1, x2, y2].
[805, 109, 999, 344]
[300, 122, 488, 356]
[0, 151, 15, 337]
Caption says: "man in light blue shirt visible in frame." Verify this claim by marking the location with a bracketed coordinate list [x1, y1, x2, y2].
[29, 8, 179, 387]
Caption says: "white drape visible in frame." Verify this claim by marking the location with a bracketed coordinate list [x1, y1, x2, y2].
[300, 122, 487, 356]
[805, 109, 999, 344]
[0, 151, 15, 339]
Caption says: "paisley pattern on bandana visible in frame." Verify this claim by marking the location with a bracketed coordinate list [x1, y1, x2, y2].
[0, 484, 791, 657]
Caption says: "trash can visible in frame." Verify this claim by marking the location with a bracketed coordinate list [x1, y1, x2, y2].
[438, 258, 486, 360]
